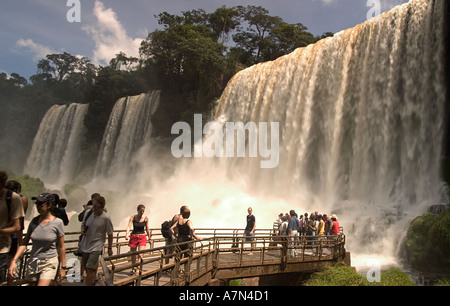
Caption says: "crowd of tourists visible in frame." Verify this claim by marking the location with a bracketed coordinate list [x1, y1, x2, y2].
[1, 169, 342, 286]
[0, 171, 114, 286]
[274, 210, 341, 257]
[276, 210, 341, 237]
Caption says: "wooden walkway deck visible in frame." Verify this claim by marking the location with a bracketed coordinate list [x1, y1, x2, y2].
[6, 228, 347, 286]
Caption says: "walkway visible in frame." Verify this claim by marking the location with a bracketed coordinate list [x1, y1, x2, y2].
[6, 228, 347, 286]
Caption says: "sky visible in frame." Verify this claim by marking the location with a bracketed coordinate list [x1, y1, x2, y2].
[0, 0, 408, 80]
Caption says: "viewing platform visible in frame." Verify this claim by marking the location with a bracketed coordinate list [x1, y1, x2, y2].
[5, 227, 348, 286]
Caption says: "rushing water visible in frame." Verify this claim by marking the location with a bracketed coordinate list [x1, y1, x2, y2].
[25, 103, 88, 186]
[94, 91, 160, 180]
[213, 0, 447, 259]
[24, 0, 447, 268]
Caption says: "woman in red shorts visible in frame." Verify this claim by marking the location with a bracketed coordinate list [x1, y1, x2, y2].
[125, 204, 151, 275]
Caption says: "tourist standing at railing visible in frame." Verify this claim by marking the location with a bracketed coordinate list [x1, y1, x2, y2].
[288, 210, 299, 257]
[329, 214, 340, 235]
[317, 215, 325, 236]
[244, 207, 256, 256]
[164, 205, 188, 265]
[169, 208, 202, 258]
[323, 214, 331, 235]
[125, 204, 151, 275]
[306, 213, 317, 245]
[0, 171, 24, 284]
[298, 214, 304, 236]
[79, 196, 113, 286]
[9, 193, 65, 286]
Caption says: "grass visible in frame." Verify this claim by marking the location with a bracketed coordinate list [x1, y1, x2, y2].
[303, 264, 414, 286]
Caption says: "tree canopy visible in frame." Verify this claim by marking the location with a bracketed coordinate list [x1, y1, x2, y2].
[0, 5, 329, 173]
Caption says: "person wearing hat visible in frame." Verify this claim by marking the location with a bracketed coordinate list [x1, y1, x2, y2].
[330, 214, 340, 235]
[8, 193, 66, 286]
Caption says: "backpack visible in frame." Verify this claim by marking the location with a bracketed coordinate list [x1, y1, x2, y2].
[27, 216, 40, 235]
[161, 220, 173, 238]
[4, 189, 13, 222]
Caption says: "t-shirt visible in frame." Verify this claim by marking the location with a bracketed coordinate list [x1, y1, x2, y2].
[0, 190, 24, 254]
[288, 216, 299, 231]
[317, 220, 325, 235]
[279, 221, 289, 236]
[79, 211, 114, 253]
[245, 214, 255, 232]
[28, 218, 64, 259]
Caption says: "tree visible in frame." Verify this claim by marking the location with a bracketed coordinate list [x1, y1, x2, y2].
[140, 15, 228, 133]
[233, 5, 282, 63]
[109, 52, 138, 71]
[208, 6, 241, 44]
[261, 22, 316, 61]
[34, 52, 97, 102]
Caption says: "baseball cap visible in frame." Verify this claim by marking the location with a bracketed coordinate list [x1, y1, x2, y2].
[32, 193, 56, 204]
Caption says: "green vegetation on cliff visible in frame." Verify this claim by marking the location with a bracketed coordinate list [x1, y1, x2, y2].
[405, 211, 450, 275]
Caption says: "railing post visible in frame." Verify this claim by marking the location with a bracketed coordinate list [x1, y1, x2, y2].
[99, 256, 114, 286]
[280, 236, 287, 271]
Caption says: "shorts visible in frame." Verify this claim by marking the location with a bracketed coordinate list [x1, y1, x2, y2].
[129, 234, 147, 248]
[25, 256, 59, 282]
[244, 230, 254, 242]
[0, 253, 8, 283]
[81, 251, 102, 270]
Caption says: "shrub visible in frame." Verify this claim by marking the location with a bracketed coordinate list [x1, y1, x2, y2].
[304, 264, 369, 286]
[405, 212, 450, 274]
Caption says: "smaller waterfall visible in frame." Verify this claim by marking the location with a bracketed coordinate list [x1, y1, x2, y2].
[25, 103, 89, 185]
[94, 91, 160, 180]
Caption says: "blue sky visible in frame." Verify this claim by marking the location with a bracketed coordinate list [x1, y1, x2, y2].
[0, 0, 407, 80]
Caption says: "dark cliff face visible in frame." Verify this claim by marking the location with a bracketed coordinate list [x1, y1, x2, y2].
[443, 1, 450, 187]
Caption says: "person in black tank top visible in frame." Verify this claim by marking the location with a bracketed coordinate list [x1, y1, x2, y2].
[169, 208, 202, 258]
[125, 204, 151, 274]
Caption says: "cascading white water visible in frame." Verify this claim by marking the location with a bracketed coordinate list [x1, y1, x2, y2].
[214, 0, 447, 258]
[94, 91, 160, 182]
[25, 103, 88, 185]
[22, 0, 447, 269]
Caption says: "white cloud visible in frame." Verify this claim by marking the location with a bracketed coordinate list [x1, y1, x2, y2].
[82, 0, 144, 66]
[15, 39, 57, 61]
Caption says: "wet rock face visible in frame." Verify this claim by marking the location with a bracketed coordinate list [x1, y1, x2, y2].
[427, 204, 450, 215]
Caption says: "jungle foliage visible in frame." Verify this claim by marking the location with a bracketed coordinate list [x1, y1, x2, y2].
[0, 5, 328, 173]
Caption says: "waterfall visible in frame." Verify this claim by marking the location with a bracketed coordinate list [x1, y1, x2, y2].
[94, 91, 160, 181]
[214, 0, 447, 256]
[25, 103, 88, 185]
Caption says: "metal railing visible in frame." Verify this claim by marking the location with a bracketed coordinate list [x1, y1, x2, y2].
[99, 229, 346, 286]
[3, 227, 345, 286]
